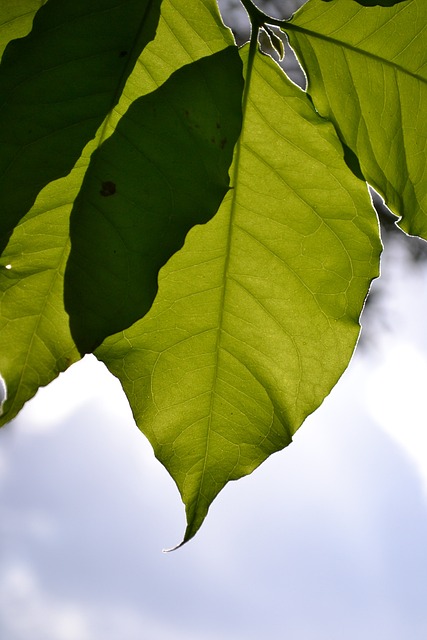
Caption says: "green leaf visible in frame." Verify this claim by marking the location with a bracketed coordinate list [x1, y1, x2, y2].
[0, 0, 239, 424]
[0, 0, 162, 255]
[97, 44, 381, 545]
[64, 47, 243, 354]
[286, 0, 427, 237]
[0, 157, 83, 423]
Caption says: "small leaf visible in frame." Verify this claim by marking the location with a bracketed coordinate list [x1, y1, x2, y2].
[263, 25, 284, 60]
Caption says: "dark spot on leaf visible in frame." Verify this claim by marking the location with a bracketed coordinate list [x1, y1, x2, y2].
[220, 138, 227, 149]
[211, 137, 216, 144]
[216, 122, 221, 129]
[119, 50, 128, 57]
[100, 181, 116, 197]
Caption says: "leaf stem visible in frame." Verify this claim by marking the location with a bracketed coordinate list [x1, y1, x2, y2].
[239, 0, 287, 29]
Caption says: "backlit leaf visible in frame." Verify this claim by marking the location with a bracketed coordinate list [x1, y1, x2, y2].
[98, 45, 381, 544]
[0, 0, 239, 424]
[286, 0, 427, 237]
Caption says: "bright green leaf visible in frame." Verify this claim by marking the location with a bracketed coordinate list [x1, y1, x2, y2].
[263, 25, 285, 60]
[97, 44, 381, 545]
[0, 156, 84, 423]
[286, 0, 427, 237]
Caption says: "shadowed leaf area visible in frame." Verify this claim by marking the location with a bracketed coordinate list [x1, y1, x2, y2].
[354, 1, 408, 6]
[0, 0, 162, 255]
[65, 47, 244, 354]
[321, 0, 408, 5]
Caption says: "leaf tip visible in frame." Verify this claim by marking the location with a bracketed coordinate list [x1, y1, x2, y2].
[162, 524, 199, 553]
[162, 541, 184, 553]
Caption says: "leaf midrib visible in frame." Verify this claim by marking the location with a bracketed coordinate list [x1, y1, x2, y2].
[285, 21, 427, 85]
[185, 35, 258, 540]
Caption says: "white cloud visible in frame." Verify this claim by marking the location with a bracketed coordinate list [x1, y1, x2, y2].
[0, 508, 57, 540]
[0, 447, 8, 481]
[0, 562, 234, 640]
[20, 356, 132, 433]
[365, 342, 427, 496]
[0, 564, 91, 640]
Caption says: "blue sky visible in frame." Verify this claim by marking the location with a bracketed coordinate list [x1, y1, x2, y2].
[1, 235, 427, 640]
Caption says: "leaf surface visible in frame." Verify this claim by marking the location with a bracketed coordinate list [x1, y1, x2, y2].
[98, 44, 381, 544]
[286, 0, 427, 237]
[0, 0, 239, 424]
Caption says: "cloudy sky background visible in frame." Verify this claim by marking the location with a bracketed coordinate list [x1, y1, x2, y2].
[1, 227, 427, 640]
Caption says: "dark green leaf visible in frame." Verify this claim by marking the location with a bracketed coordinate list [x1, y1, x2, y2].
[64, 48, 244, 353]
[0, 0, 162, 254]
